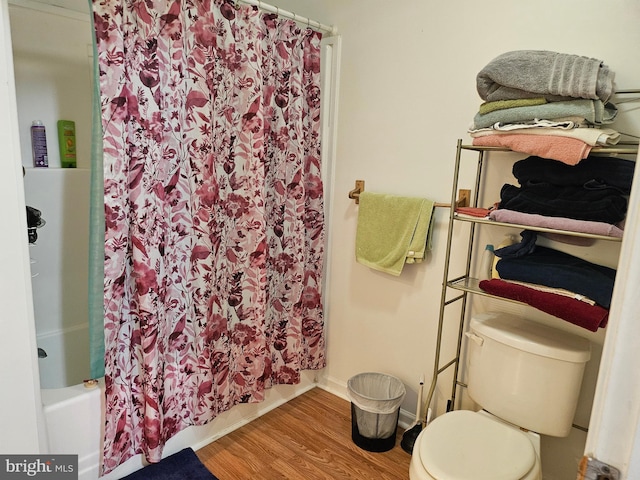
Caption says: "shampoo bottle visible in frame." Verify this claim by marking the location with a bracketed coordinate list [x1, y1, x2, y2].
[478, 244, 494, 280]
[31, 120, 48, 168]
[57, 120, 77, 168]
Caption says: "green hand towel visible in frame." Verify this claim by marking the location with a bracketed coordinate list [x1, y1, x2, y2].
[356, 192, 435, 276]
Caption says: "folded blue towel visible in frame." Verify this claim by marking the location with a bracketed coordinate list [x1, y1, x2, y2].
[496, 246, 616, 308]
[513, 155, 636, 195]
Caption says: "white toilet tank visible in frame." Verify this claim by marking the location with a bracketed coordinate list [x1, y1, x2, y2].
[467, 312, 591, 437]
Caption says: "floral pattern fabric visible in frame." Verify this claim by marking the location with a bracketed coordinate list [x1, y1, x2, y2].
[92, 0, 325, 473]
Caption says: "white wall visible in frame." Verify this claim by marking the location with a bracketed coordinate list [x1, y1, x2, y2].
[273, 1, 640, 479]
[0, 0, 46, 453]
[311, 0, 640, 382]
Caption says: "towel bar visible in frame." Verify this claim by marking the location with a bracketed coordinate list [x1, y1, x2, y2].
[348, 180, 470, 209]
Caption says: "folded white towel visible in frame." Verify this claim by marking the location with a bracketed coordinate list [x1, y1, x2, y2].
[469, 125, 620, 147]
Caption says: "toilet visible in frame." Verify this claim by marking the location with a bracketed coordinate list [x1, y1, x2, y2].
[410, 312, 591, 480]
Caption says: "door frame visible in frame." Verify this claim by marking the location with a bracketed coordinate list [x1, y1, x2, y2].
[583, 149, 640, 478]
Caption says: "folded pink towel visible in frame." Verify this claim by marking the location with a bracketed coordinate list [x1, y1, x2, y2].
[479, 278, 608, 332]
[455, 206, 492, 218]
[472, 134, 592, 165]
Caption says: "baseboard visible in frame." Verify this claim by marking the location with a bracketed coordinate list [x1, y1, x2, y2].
[315, 373, 348, 400]
[316, 373, 414, 430]
[101, 373, 319, 480]
[397, 408, 415, 431]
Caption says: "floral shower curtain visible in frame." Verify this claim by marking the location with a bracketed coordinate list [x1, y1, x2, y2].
[92, 0, 326, 472]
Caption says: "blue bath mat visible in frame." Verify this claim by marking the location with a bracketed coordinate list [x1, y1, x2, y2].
[120, 448, 219, 480]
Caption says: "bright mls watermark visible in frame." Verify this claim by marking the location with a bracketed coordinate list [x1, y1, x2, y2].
[0, 455, 77, 479]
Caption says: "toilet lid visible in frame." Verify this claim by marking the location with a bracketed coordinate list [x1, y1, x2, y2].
[418, 410, 536, 480]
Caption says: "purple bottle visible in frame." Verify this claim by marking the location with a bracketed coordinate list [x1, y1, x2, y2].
[31, 120, 48, 168]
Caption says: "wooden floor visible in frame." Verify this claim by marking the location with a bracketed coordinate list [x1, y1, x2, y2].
[196, 387, 411, 479]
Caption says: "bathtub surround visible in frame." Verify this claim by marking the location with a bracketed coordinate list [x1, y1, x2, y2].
[93, 0, 326, 473]
[23, 168, 91, 388]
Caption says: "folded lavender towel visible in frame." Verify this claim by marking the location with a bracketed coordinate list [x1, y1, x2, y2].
[476, 50, 615, 102]
[489, 209, 624, 238]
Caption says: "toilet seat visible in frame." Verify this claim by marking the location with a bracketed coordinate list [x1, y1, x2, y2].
[415, 410, 537, 480]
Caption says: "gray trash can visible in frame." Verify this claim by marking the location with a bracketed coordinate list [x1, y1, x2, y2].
[347, 372, 406, 452]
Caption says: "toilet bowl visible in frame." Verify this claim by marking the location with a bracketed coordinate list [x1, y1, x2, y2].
[409, 313, 590, 479]
[409, 410, 542, 480]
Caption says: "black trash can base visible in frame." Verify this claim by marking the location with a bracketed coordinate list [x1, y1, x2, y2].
[350, 403, 399, 452]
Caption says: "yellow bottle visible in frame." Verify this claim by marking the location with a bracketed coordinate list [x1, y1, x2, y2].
[57, 120, 77, 168]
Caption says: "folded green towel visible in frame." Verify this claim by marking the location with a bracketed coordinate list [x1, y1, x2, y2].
[356, 192, 435, 276]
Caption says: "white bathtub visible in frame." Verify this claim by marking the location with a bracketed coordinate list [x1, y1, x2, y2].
[41, 377, 170, 480]
[40, 358, 319, 480]
[38, 322, 102, 479]
[41, 379, 104, 480]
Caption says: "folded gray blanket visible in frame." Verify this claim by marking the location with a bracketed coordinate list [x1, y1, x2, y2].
[477, 50, 615, 102]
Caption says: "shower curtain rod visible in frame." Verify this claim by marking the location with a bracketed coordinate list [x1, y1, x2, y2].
[237, 0, 338, 35]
